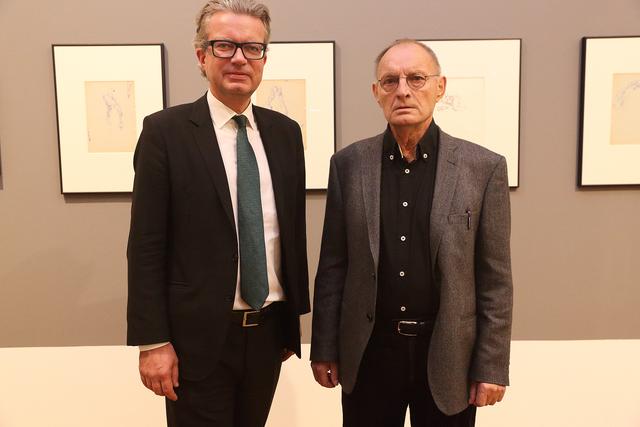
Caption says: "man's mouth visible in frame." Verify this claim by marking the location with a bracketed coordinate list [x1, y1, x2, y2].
[226, 72, 249, 80]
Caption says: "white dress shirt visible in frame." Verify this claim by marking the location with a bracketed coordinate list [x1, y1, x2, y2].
[139, 91, 284, 352]
[206, 90, 285, 310]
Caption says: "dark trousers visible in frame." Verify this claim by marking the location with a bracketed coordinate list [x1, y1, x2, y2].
[166, 305, 286, 427]
[342, 322, 476, 427]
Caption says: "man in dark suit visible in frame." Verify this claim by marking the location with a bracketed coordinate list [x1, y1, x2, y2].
[311, 39, 513, 426]
[126, 1, 309, 426]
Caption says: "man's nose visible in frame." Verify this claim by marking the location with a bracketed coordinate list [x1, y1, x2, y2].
[230, 46, 248, 64]
[395, 77, 411, 97]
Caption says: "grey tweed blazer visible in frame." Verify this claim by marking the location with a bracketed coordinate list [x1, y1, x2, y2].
[311, 129, 513, 415]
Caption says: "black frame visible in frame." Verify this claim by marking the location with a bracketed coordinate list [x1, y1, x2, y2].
[263, 40, 337, 192]
[52, 43, 167, 195]
[419, 38, 522, 189]
[578, 35, 640, 188]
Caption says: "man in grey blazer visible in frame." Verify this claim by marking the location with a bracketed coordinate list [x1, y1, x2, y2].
[310, 39, 513, 426]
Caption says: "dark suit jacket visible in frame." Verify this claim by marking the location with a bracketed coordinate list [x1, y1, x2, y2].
[127, 93, 310, 381]
[311, 130, 513, 415]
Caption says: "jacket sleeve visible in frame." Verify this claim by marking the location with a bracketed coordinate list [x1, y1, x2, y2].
[294, 122, 310, 314]
[126, 115, 172, 346]
[310, 155, 348, 362]
[469, 156, 513, 386]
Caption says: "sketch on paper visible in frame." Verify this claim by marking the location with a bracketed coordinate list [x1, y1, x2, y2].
[256, 79, 307, 149]
[610, 73, 640, 145]
[433, 77, 486, 146]
[85, 81, 137, 153]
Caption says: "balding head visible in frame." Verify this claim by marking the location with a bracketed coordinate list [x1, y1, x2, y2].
[374, 39, 441, 78]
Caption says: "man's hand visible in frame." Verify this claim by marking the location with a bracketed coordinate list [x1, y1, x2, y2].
[139, 343, 179, 401]
[468, 381, 506, 407]
[311, 361, 339, 388]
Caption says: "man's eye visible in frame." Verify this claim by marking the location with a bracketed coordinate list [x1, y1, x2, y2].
[246, 45, 262, 54]
[382, 77, 398, 86]
[408, 75, 426, 83]
[216, 42, 234, 50]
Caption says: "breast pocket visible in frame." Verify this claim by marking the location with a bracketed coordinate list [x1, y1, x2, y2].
[447, 209, 476, 230]
[444, 210, 477, 253]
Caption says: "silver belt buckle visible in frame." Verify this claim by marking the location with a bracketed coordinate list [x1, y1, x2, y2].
[242, 310, 260, 327]
[397, 320, 418, 337]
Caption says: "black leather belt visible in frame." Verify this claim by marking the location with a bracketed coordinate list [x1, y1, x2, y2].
[391, 319, 434, 337]
[231, 302, 283, 327]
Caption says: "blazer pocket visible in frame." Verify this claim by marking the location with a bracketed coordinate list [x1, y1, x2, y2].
[447, 213, 468, 224]
[447, 210, 476, 229]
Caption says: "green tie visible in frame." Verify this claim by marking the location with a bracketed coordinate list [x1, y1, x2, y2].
[233, 115, 269, 310]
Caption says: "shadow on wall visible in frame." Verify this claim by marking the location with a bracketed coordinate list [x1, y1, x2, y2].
[63, 193, 132, 204]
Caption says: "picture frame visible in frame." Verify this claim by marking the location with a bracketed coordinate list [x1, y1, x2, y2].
[420, 39, 521, 188]
[52, 44, 166, 193]
[253, 41, 336, 190]
[579, 36, 640, 187]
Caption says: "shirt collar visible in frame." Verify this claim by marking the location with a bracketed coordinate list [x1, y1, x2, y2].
[206, 90, 257, 130]
[382, 120, 439, 162]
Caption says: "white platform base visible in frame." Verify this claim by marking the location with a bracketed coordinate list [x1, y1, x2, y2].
[1, 341, 639, 426]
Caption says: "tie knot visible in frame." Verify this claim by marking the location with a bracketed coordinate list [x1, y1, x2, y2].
[233, 115, 248, 129]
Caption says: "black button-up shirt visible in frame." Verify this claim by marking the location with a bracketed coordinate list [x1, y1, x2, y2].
[376, 121, 440, 321]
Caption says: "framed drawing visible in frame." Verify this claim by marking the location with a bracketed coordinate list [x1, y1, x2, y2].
[52, 44, 165, 193]
[253, 41, 335, 190]
[579, 36, 640, 186]
[420, 39, 521, 187]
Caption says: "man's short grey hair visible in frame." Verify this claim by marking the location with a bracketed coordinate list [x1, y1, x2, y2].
[193, 0, 271, 52]
[374, 39, 441, 77]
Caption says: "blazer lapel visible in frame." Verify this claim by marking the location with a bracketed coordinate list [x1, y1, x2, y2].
[252, 107, 288, 234]
[430, 130, 460, 268]
[189, 94, 235, 231]
[360, 136, 383, 271]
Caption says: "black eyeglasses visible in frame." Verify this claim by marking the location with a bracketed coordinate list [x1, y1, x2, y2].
[208, 40, 267, 60]
[377, 73, 439, 92]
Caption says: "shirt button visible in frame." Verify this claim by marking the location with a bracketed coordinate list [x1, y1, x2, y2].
[402, 201, 408, 207]
[399, 271, 405, 277]
[400, 306, 406, 312]
[423, 153, 429, 159]
[389, 154, 394, 160]
[404, 168, 410, 174]
[400, 236, 406, 242]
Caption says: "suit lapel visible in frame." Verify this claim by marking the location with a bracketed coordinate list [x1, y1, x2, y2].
[252, 106, 288, 234]
[189, 94, 235, 230]
[430, 130, 460, 268]
[360, 136, 383, 271]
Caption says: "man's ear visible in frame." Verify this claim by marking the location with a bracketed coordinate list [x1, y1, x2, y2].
[195, 47, 206, 70]
[436, 75, 447, 102]
[372, 82, 381, 106]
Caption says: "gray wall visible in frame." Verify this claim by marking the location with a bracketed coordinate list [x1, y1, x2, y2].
[0, 0, 639, 347]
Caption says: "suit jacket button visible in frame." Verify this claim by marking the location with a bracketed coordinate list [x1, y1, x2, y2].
[232, 253, 238, 262]
[225, 295, 233, 302]
[366, 313, 373, 322]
